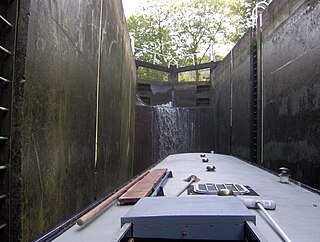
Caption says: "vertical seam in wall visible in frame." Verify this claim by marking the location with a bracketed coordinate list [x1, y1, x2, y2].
[260, 16, 264, 165]
[9, 0, 20, 240]
[260, 34, 265, 164]
[94, 0, 104, 171]
[230, 49, 233, 155]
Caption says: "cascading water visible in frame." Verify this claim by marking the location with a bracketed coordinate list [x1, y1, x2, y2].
[153, 103, 193, 161]
[136, 94, 146, 106]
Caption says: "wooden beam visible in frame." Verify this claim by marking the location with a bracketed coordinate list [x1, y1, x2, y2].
[119, 169, 168, 204]
[177, 61, 219, 73]
[135, 60, 169, 73]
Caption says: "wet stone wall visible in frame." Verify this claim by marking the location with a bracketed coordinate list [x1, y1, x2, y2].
[261, 0, 320, 189]
[211, 30, 252, 161]
[10, 0, 136, 241]
[211, 0, 320, 190]
[134, 105, 213, 174]
[212, 54, 232, 155]
[134, 106, 153, 174]
[230, 31, 252, 161]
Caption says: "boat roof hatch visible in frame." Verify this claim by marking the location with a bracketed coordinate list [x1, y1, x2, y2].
[121, 196, 260, 241]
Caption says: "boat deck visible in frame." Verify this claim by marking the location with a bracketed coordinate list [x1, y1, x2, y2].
[55, 153, 320, 242]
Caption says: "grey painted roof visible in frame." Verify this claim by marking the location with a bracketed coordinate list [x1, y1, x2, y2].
[55, 153, 320, 242]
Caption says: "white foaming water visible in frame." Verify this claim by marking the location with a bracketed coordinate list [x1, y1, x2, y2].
[154, 105, 192, 161]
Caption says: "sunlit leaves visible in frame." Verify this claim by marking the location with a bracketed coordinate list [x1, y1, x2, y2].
[127, 0, 263, 80]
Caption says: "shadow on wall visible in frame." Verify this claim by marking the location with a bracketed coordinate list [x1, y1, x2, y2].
[211, 0, 320, 190]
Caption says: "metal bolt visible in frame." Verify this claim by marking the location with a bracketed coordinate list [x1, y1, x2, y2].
[181, 230, 187, 237]
[202, 158, 209, 163]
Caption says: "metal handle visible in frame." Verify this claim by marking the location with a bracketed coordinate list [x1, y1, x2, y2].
[256, 202, 292, 242]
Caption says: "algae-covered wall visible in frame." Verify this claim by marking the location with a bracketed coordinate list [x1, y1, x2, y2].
[134, 105, 153, 174]
[212, 53, 231, 155]
[211, 0, 320, 189]
[10, 0, 136, 241]
[230, 31, 252, 161]
[261, 0, 320, 188]
[212, 30, 252, 160]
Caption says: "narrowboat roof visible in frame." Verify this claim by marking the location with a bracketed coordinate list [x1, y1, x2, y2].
[54, 153, 320, 241]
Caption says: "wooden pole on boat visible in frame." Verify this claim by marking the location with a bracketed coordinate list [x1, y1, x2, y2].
[76, 170, 150, 226]
[176, 175, 200, 197]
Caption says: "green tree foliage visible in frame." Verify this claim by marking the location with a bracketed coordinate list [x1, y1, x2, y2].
[127, 0, 269, 81]
[226, 0, 272, 42]
[127, 1, 174, 80]
[127, 1, 174, 64]
[171, 0, 229, 66]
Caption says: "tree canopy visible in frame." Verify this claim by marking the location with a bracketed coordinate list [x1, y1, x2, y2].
[127, 0, 269, 81]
